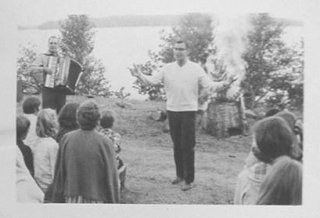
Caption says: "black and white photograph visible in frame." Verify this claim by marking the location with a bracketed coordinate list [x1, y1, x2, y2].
[0, 0, 320, 217]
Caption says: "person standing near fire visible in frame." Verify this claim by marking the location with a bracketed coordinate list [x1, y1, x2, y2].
[131, 39, 235, 191]
[30, 36, 66, 114]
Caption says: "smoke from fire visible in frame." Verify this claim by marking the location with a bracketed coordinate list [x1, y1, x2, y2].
[208, 14, 251, 99]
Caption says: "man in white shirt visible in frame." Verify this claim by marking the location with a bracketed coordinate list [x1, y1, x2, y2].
[132, 40, 233, 191]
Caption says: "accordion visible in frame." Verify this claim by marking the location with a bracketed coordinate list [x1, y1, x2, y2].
[44, 56, 82, 95]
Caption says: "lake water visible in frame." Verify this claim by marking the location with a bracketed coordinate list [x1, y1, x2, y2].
[17, 25, 303, 99]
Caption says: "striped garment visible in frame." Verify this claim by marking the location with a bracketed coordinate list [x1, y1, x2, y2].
[65, 196, 103, 203]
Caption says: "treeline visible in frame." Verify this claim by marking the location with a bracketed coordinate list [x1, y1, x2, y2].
[18, 14, 303, 30]
[19, 15, 182, 30]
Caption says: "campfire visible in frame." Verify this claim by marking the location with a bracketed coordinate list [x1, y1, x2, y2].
[200, 15, 250, 138]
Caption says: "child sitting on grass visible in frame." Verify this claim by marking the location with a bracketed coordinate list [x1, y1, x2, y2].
[16, 115, 34, 177]
[56, 102, 80, 143]
[51, 100, 119, 203]
[33, 108, 59, 193]
[22, 96, 41, 150]
[98, 110, 126, 190]
[234, 116, 293, 204]
[16, 147, 44, 203]
[256, 155, 302, 205]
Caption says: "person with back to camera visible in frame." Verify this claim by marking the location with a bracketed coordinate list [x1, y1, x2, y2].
[97, 110, 126, 191]
[22, 96, 41, 150]
[56, 102, 80, 143]
[234, 116, 293, 204]
[276, 110, 303, 161]
[131, 39, 235, 191]
[29, 36, 66, 114]
[256, 155, 302, 205]
[245, 109, 303, 168]
[16, 115, 34, 177]
[16, 146, 44, 203]
[32, 108, 59, 194]
[50, 100, 120, 203]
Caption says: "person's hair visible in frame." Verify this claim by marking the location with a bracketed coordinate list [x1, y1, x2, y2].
[48, 35, 58, 42]
[265, 108, 280, 117]
[275, 111, 296, 131]
[16, 115, 30, 140]
[256, 156, 302, 205]
[58, 102, 80, 129]
[175, 39, 188, 48]
[276, 110, 304, 161]
[252, 116, 293, 164]
[36, 108, 58, 138]
[22, 97, 40, 114]
[100, 110, 115, 129]
[77, 100, 100, 130]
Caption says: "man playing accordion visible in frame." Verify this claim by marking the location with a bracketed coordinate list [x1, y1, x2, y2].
[30, 36, 66, 114]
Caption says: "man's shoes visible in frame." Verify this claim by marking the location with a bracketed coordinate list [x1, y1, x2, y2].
[181, 182, 193, 191]
[171, 177, 183, 185]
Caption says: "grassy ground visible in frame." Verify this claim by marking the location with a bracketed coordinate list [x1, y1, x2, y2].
[18, 95, 254, 204]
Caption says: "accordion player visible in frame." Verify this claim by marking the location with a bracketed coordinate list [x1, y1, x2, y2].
[43, 56, 82, 95]
[39, 56, 83, 95]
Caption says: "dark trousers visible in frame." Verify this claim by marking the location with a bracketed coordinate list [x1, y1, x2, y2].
[42, 87, 66, 114]
[167, 111, 196, 184]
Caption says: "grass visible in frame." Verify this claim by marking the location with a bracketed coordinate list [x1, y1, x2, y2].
[17, 94, 259, 204]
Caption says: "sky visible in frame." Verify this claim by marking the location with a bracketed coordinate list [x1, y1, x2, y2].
[11, 0, 311, 26]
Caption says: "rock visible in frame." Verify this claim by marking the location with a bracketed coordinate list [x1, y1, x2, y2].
[150, 110, 167, 121]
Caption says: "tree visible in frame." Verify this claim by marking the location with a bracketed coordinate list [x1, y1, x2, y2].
[59, 15, 112, 96]
[265, 40, 304, 110]
[241, 13, 303, 109]
[158, 13, 214, 64]
[17, 44, 41, 94]
[129, 51, 166, 101]
[130, 13, 214, 100]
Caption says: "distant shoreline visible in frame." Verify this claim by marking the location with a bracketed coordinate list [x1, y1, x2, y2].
[18, 14, 303, 30]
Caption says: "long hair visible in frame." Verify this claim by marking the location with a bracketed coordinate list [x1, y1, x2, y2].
[16, 115, 30, 140]
[58, 102, 80, 129]
[256, 156, 302, 205]
[276, 111, 296, 131]
[276, 111, 303, 161]
[36, 108, 58, 138]
[253, 117, 293, 164]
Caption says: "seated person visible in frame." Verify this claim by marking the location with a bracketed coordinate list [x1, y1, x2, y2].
[234, 116, 293, 204]
[33, 108, 59, 193]
[245, 109, 303, 167]
[97, 110, 126, 190]
[22, 96, 41, 149]
[256, 155, 302, 205]
[51, 100, 120, 203]
[16, 147, 44, 203]
[276, 111, 303, 161]
[16, 115, 34, 177]
[56, 102, 80, 143]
